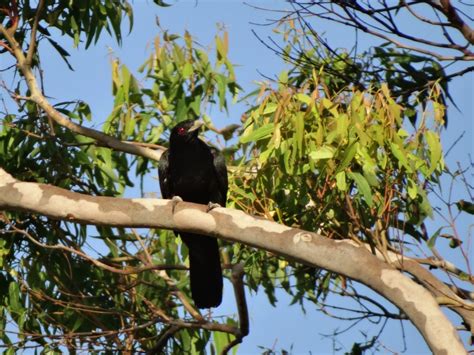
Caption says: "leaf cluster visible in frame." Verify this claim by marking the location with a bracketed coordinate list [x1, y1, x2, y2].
[230, 68, 446, 310]
[0, 5, 240, 351]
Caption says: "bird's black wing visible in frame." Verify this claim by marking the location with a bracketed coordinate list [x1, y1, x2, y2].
[209, 147, 228, 206]
[158, 149, 172, 199]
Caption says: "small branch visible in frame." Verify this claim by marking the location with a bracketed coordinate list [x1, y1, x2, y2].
[413, 256, 474, 284]
[403, 0, 450, 26]
[339, 4, 473, 60]
[445, 283, 474, 302]
[131, 229, 204, 322]
[1, 218, 185, 276]
[121, 140, 166, 150]
[438, 0, 474, 44]
[0, 40, 13, 53]
[146, 325, 181, 354]
[287, 1, 474, 60]
[222, 263, 249, 355]
[26, 0, 45, 65]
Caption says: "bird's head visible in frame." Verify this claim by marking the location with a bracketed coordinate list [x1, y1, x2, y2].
[170, 119, 204, 144]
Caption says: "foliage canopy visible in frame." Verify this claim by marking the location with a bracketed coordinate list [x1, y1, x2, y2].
[0, 0, 472, 353]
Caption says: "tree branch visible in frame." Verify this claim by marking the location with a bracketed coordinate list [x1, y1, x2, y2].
[26, 0, 45, 65]
[0, 24, 163, 162]
[131, 228, 204, 322]
[437, 0, 474, 44]
[365, 243, 474, 339]
[285, 0, 474, 60]
[222, 263, 249, 355]
[0, 168, 467, 354]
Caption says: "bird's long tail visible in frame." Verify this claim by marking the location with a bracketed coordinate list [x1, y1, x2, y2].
[181, 233, 223, 308]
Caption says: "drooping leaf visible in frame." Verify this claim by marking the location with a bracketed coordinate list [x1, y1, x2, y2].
[240, 123, 274, 144]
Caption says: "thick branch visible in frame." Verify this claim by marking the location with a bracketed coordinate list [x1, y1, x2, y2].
[0, 168, 466, 354]
[386, 251, 474, 338]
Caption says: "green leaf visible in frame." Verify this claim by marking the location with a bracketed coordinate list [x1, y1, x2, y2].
[98, 161, 119, 183]
[182, 62, 193, 79]
[348, 172, 373, 207]
[336, 171, 347, 191]
[418, 189, 433, 219]
[46, 38, 74, 71]
[283, 143, 294, 174]
[262, 103, 277, 115]
[153, 0, 171, 6]
[8, 282, 22, 314]
[231, 186, 255, 201]
[425, 131, 442, 175]
[278, 70, 288, 87]
[213, 331, 237, 355]
[294, 112, 304, 154]
[309, 146, 335, 161]
[215, 33, 228, 61]
[407, 178, 418, 199]
[240, 123, 274, 144]
[427, 227, 443, 248]
[259, 146, 274, 164]
[336, 143, 357, 173]
[295, 93, 312, 106]
[215, 74, 227, 110]
[121, 65, 131, 102]
[456, 200, 474, 215]
[449, 238, 462, 249]
[124, 111, 135, 136]
[390, 142, 412, 172]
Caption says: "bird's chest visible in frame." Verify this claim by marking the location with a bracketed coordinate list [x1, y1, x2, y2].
[169, 151, 214, 204]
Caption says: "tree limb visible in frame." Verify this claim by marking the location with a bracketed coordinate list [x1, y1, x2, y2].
[0, 168, 467, 354]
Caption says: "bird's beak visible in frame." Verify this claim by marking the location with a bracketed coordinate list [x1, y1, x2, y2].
[188, 120, 204, 132]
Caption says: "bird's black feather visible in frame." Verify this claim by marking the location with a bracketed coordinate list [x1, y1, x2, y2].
[158, 149, 171, 199]
[158, 120, 227, 308]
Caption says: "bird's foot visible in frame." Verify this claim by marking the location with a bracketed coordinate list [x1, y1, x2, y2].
[206, 202, 221, 212]
[171, 196, 183, 214]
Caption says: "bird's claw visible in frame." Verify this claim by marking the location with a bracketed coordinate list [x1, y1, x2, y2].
[206, 202, 221, 212]
[171, 196, 183, 214]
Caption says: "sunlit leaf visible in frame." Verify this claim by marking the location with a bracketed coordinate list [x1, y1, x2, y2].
[348, 172, 373, 207]
[309, 146, 335, 161]
[240, 123, 274, 143]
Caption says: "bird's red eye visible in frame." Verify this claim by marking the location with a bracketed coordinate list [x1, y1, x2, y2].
[177, 127, 186, 135]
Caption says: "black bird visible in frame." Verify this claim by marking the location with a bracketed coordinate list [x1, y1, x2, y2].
[158, 119, 228, 308]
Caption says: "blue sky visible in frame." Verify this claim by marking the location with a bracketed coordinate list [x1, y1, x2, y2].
[4, 1, 472, 353]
